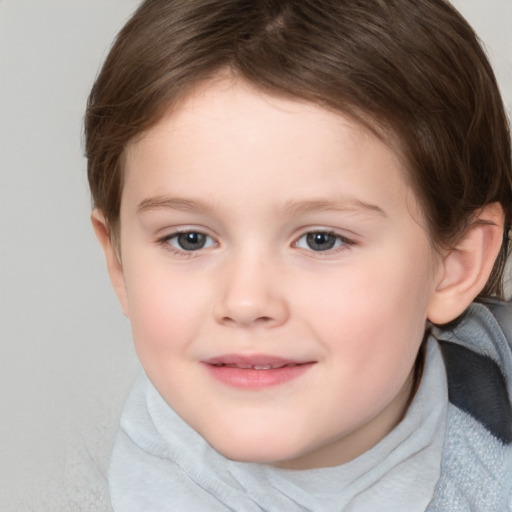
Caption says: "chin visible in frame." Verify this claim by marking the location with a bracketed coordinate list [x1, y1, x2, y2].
[208, 435, 299, 466]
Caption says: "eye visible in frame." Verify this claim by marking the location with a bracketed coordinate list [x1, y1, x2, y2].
[166, 231, 216, 251]
[295, 231, 350, 252]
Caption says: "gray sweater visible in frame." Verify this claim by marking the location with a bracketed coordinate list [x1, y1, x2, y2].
[109, 301, 512, 511]
[426, 300, 512, 511]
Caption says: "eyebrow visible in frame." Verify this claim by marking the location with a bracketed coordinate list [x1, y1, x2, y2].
[137, 195, 387, 217]
[137, 196, 212, 214]
[279, 198, 387, 217]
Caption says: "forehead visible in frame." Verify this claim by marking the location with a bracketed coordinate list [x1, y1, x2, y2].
[132, 78, 371, 153]
[122, 77, 422, 224]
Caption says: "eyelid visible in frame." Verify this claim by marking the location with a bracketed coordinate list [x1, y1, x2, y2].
[156, 227, 218, 255]
[293, 229, 356, 254]
[154, 226, 356, 257]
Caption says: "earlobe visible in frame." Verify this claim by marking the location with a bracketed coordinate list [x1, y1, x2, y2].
[427, 203, 505, 325]
[91, 209, 130, 316]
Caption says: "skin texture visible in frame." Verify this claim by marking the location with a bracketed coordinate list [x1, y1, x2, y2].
[93, 77, 505, 470]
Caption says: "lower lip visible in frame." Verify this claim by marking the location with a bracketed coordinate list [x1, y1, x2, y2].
[203, 363, 315, 389]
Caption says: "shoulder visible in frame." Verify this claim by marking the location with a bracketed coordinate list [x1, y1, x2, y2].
[435, 299, 512, 356]
[434, 299, 512, 444]
[428, 300, 512, 511]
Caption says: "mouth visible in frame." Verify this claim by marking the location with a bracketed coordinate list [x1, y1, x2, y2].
[201, 354, 315, 389]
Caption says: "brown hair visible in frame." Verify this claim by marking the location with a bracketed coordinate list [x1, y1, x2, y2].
[85, 0, 512, 297]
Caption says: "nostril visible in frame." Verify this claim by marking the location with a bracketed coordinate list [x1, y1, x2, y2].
[221, 315, 273, 324]
[213, 291, 289, 327]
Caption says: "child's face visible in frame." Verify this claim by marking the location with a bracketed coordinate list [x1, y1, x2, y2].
[114, 78, 443, 469]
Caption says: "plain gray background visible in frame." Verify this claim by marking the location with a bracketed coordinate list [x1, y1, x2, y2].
[0, 1, 511, 510]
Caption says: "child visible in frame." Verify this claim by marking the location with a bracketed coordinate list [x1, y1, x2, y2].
[85, 0, 512, 510]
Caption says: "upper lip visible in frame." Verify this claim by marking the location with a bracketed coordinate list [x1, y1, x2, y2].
[202, 354, 314, 369]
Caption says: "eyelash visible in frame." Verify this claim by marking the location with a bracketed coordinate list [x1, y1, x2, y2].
[156, 229, 355, 257]
[293, 231, 355, 255]
[157, 230, 217, 257]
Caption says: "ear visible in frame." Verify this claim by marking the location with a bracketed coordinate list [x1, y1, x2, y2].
[427, 202, 505, 325]
[91, 209, 130, 316]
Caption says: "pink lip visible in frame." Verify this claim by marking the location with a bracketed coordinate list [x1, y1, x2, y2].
[201, 354, 316, 389]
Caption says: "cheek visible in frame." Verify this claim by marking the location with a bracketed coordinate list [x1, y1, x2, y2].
[123, 260, 207, 358]
[297, 247, 433, 384]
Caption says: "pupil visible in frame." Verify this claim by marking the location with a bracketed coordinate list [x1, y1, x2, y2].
[306, 232, 336, 251]
[178, 232, 205, 250]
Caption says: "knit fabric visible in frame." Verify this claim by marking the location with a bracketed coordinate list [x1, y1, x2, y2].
[109, 300, 512, 511]
[109, 341, 447, 511]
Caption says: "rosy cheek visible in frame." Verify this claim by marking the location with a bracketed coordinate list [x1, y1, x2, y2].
[129, 274, 204, 355]
[128, 281, 175, 344]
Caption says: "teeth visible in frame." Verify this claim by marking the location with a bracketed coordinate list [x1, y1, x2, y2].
[213, 363, 299, 369]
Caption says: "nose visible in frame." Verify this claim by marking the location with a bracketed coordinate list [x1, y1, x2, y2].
[213, 252, 289, 328]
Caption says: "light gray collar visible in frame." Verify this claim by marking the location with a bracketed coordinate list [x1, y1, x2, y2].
[109, 338, 447, 511]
